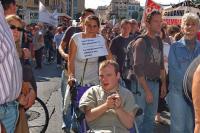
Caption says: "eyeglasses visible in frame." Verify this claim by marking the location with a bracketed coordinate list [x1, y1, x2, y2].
[10, 25, 24, 32]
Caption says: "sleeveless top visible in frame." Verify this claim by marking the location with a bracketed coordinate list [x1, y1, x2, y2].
[71, 32, 106, 85]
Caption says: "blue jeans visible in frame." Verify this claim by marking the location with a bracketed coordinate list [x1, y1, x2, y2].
[132, 80, 159, 133]
[61, 70, 72, 130]
[167, 90, 194, 133]
[0, 101, 19, 133]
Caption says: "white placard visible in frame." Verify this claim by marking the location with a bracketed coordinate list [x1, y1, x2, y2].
[79, 37, 108, 59]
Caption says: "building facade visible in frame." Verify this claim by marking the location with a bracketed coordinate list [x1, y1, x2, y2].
[66, 0, 85, 20]
[16, 0, 67, 24]
[96, 6, 108, 24]
[109, 0, 140, 20]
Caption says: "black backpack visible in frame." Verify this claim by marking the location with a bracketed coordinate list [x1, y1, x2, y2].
[122, 35, 163, 80]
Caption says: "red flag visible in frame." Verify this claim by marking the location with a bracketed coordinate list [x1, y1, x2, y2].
[141, 0, 162, 27]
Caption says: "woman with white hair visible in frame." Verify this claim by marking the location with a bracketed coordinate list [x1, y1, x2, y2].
[167, 13, 200, 133]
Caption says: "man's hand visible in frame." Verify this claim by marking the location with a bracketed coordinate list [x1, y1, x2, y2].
[18, 94, 28, 106]
[113, 94, 122, 109]
[145, 89, 153, 104]
[24, 89, 36, 109]
[160, 83, 167, 98]
[23, 48, 31, 59]
[62, 53, 68, 61]
[105, 94, 116, 109]
[67, 76, 76, 88]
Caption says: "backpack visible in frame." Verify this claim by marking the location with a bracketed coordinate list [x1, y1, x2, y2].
[122, 35, 163, 80]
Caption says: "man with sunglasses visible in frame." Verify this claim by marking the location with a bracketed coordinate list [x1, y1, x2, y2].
[0, 2, 22, 133]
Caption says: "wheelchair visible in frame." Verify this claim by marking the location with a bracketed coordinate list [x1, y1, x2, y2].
[68, 81, 142, 133]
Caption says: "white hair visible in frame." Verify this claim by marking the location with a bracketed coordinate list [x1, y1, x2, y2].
[181, 13, 200, 27]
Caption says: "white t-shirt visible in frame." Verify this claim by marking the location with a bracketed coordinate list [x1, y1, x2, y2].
[163, 41, 170, 74]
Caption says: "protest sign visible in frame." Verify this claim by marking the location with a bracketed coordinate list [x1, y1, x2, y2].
[78, 37, 108, 59]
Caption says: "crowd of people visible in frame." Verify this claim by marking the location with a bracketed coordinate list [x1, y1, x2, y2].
[1, 0, 200, 133]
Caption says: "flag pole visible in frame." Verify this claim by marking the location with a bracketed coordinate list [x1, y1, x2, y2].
[140, 0, 147, 30]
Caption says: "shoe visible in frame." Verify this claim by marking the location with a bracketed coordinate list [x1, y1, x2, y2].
[62, 127, 70, 133]
[35, 66, 42, 69]
[57, 64, 61, 68]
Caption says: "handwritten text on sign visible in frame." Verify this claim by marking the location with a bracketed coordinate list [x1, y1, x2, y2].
[79, 37, 108, 59]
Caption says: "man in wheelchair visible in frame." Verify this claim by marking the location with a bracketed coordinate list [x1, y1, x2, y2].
[79, 60, 138, 133]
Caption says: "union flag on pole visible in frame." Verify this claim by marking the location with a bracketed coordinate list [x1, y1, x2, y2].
[141, 0, 162, 26]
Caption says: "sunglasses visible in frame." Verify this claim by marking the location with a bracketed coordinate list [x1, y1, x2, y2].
[10, 25, 25, 32]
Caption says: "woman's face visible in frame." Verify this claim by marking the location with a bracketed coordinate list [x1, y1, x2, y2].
[182, 20, 199, 40]
[84, 19, 99, 35]
[9, 19, 22, 42]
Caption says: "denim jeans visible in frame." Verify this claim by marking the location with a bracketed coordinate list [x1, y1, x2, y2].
[167, 90, 194, 133]
[61, 70, 71, 130]
[0, 100, 19, 133]
[132, 80, 159, 133]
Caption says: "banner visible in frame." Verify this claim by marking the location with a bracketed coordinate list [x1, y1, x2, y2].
[39, 1, 58, 26]
[78, 37, 108, 59]
[50, 10, 58, 26]
[162, 3, 200, 25]
[141, 0, 162, 26]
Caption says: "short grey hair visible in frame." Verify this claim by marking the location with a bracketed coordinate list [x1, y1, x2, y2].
[181, 13, 200, 27]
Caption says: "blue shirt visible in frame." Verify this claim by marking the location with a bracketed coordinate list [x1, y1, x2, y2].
[168, 38, 200, 92]
[53, 32, 64, 49]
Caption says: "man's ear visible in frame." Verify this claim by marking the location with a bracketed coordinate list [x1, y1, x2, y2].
[145, 21, 150, 29]
[117, 72, 120, 79]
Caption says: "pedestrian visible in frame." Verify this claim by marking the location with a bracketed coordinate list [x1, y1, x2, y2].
[133, 10, 167, 133]
[53, 26, 64, 68]
[58, 8, 95, 133]
[110, 19, 136, 90]
[44, 26, 54, 64]
[33, 24, 45, 69]
[68, 15, 112, 86]
[6, 14, 37, 133]
[0, 2, 23, 133]
[155, 26, 170, 125]
[167, 13, 200, 133]
[79, 60, 138, 133]
[129, 19, 140, 37]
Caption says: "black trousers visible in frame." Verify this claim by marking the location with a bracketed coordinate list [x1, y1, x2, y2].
[56, 49, 61, 65]
[35, 47, 43, 68]
[157, 74, 169, 113]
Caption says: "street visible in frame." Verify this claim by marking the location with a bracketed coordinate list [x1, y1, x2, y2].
[32, 62, 170, 133]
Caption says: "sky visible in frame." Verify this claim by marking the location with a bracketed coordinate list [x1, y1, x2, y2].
[85, 0, 185, 9]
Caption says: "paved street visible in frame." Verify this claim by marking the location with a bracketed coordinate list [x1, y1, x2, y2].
[31, 62, 170, 133]
[32, 62, 63, 133]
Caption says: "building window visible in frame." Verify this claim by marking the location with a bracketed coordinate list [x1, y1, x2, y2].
[34, 0, 39, 5]
[45, 0, 49, 6]
[132, 6, 135, 10]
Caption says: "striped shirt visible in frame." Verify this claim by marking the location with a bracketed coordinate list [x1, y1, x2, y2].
[0, 3, 22, 105]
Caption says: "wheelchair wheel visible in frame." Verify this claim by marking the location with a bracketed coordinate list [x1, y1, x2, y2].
[26, 97, 49, 133]
[183, 55, 200, 103]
